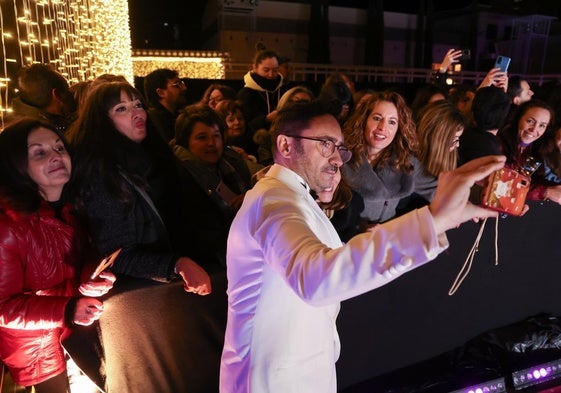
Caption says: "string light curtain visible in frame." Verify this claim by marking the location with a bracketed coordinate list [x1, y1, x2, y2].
[0, 0, 133, 128]
[132, 49, 227, 80]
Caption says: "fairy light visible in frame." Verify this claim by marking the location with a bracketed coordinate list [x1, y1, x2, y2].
[0, 1, 226, 129]
[0, 0, 133, 129]
[132, 49, 228, 79]
[89, 0, 132, 82]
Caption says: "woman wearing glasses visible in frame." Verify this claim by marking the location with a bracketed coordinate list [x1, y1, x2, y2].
[198, 83, 237, 110]
[338, 91, 437, 239]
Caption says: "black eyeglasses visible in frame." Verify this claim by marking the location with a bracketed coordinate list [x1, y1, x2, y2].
[285, 135, 352, 163]
[169, 80, 186, 88]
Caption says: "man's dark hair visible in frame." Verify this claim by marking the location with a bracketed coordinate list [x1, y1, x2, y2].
[143, 68, 180, 106]
[269, 100, 334, 154]
[16, 64, 70, 109]
[506, 75, 523, 101]
[472, 86, 511, 131]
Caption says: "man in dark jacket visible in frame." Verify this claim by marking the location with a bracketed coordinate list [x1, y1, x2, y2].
[9, 63, 76, 132]
[459, 86, 512, 165]
[143, 68, 188, 142]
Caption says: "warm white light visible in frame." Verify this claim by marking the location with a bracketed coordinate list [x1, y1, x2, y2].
[0, 0, 133, 128]
[131, 49, 228, 79]
[133, 57, 226, 79]
[0, 1, 228, 129]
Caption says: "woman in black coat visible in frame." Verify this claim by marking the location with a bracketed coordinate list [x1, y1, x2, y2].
[67, 81, 227, 393]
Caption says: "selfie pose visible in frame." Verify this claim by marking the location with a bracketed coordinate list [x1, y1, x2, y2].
[220, 101, 506, 392]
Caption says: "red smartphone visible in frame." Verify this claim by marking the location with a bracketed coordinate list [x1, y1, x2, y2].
[480, 168, 529, 216]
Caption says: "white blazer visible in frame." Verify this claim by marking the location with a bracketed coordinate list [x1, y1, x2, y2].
[220, 164, 447, 393]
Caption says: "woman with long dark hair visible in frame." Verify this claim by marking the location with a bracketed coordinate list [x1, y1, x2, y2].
[499, 99, 561, 205]
[67, 81, 213, 288]
[67, 81, 226, 393]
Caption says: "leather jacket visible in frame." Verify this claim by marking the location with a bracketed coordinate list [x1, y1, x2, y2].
[0, 200, 86, 386]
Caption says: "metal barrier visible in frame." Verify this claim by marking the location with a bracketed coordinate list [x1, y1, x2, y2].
[224, 61, 561, 86]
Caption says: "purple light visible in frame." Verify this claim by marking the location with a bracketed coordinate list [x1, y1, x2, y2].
[531, 367, 550, 379]
[458, 378, 506, 393]
[512, 360, 561, 389]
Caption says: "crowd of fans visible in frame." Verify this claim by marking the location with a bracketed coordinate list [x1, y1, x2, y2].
[1, 43, 560, 392]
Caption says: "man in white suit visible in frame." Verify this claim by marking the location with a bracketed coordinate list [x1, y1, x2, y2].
[220, 100, 506, 393]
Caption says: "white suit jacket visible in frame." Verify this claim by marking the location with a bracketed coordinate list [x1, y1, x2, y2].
[220, 164, 448, 393]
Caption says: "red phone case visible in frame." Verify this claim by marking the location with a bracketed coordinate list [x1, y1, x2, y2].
[480, 168, 529, 216]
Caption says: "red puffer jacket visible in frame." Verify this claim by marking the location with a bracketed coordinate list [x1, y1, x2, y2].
[0, 200, 86, 386]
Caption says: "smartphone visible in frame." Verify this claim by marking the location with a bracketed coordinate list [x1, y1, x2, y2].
[459, 49, 471, 61]
[494, 55, 511, 72]
[90, 248, 121, 279]
[480, 168, 529, 216]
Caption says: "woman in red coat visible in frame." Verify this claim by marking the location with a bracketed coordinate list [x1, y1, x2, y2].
[0, 118, 115, 393]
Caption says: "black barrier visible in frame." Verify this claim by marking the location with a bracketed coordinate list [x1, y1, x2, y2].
[336, 200, 561, 390]
[59, 201, 561, 392]
[94, 272, 227, 393]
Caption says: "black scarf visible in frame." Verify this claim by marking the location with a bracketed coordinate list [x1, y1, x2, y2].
[251, 72, 281, 92]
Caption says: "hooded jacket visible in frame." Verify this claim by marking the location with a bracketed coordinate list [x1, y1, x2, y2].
[0, 200, 86, 386]
[237, 71, 283, 133]
[9, 97, 74, 133]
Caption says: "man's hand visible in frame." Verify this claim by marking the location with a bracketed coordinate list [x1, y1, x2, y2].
[429, 155, 507, 234]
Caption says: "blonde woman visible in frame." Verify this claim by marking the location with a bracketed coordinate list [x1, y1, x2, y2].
[416, 100, 467, 177]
